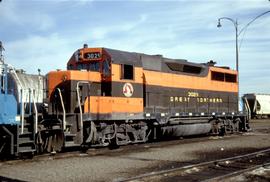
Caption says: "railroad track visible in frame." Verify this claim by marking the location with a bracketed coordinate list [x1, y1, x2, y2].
[0, 135, 212, 163]
[120, 148, 270, 182]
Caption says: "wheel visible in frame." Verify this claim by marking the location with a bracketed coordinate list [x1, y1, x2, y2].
[232, 118, 240, 132]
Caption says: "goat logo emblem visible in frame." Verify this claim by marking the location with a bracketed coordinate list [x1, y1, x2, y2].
[123, 83, 134, 97]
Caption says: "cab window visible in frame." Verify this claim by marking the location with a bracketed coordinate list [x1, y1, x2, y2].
[103, 59, 111, 76]
[121, 64, 134, 80]
[76, 62, 100, 72]
[89, 62, 100, 72]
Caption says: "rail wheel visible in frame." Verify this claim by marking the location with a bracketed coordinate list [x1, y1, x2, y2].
[210, 119, 220, 135]
[232, 118, 240, 132]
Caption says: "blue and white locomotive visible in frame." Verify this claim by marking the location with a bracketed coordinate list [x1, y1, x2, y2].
[0, 42, 44, 157]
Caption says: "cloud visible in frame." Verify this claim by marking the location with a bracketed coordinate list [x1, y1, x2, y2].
[1, 0, 270, 95]
[0, 0, 55, 31]
[0, 0, 19, 23]
[5, 34, 73, 74]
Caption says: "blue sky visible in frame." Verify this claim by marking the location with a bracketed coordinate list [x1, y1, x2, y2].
[0, 0, 269, 95]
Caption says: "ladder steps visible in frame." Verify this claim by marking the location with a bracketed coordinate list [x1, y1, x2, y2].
[19, 132, 33, 136]
[18, 138, 34, 145]
[18, 147, 35, 153]
[65, 133, 76, 137]
[16, 116, 36, 155]
[64, 141, 80, 147]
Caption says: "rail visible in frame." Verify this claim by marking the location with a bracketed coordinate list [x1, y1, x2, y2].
[56, 88, 66, 131]
[121, 148, 270, 182]
[203, 162, 270, 182]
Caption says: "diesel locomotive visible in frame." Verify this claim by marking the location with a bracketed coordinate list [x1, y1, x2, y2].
[0, 43, 249, 156]
[0, 42, 44, 157]
[37, 44, 249, 153]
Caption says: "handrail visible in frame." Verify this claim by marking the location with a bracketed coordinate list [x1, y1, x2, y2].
[20, 89, 24, 134]
[76, 81, 91, 130]
[243, 97, 251, 120]
[2, 126, 14, 155]
[29, 89, 32, 114]
[7, 65, 25, 134]
[32, 89, 38, 134]
[56, 88, 66, 131]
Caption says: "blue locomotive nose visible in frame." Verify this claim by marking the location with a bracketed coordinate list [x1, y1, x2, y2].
[0, 93, 18, 125]
[0, 60, 18, 125]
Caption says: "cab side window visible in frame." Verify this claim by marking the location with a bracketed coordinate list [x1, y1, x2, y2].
[121, 64, 134, 80]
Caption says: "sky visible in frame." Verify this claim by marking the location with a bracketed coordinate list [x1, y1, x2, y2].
[0, 0, 269, 95]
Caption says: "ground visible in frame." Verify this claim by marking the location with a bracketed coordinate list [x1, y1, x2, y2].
[0, 119, 269, 182]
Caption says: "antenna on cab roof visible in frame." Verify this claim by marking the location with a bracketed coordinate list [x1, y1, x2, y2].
[83, 44, 88, 48]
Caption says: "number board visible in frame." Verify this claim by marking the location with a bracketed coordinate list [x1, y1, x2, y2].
[84, 52, 101, 60]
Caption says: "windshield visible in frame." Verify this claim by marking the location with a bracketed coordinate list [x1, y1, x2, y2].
[89, 62, 100, 72]
[77, 62, 100, 72]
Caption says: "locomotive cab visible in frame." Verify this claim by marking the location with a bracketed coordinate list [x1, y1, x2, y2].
[62, 45, 144, 118]
[67, 45, 112, 96]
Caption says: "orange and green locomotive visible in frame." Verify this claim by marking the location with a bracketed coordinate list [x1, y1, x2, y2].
[36, 44, 249, 152]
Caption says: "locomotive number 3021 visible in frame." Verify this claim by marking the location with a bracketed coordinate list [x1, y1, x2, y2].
[84, 52, 101, 59]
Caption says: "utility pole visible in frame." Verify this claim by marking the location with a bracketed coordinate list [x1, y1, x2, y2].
[0, 41, 5, 63]
[217, 10, 270, 110]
